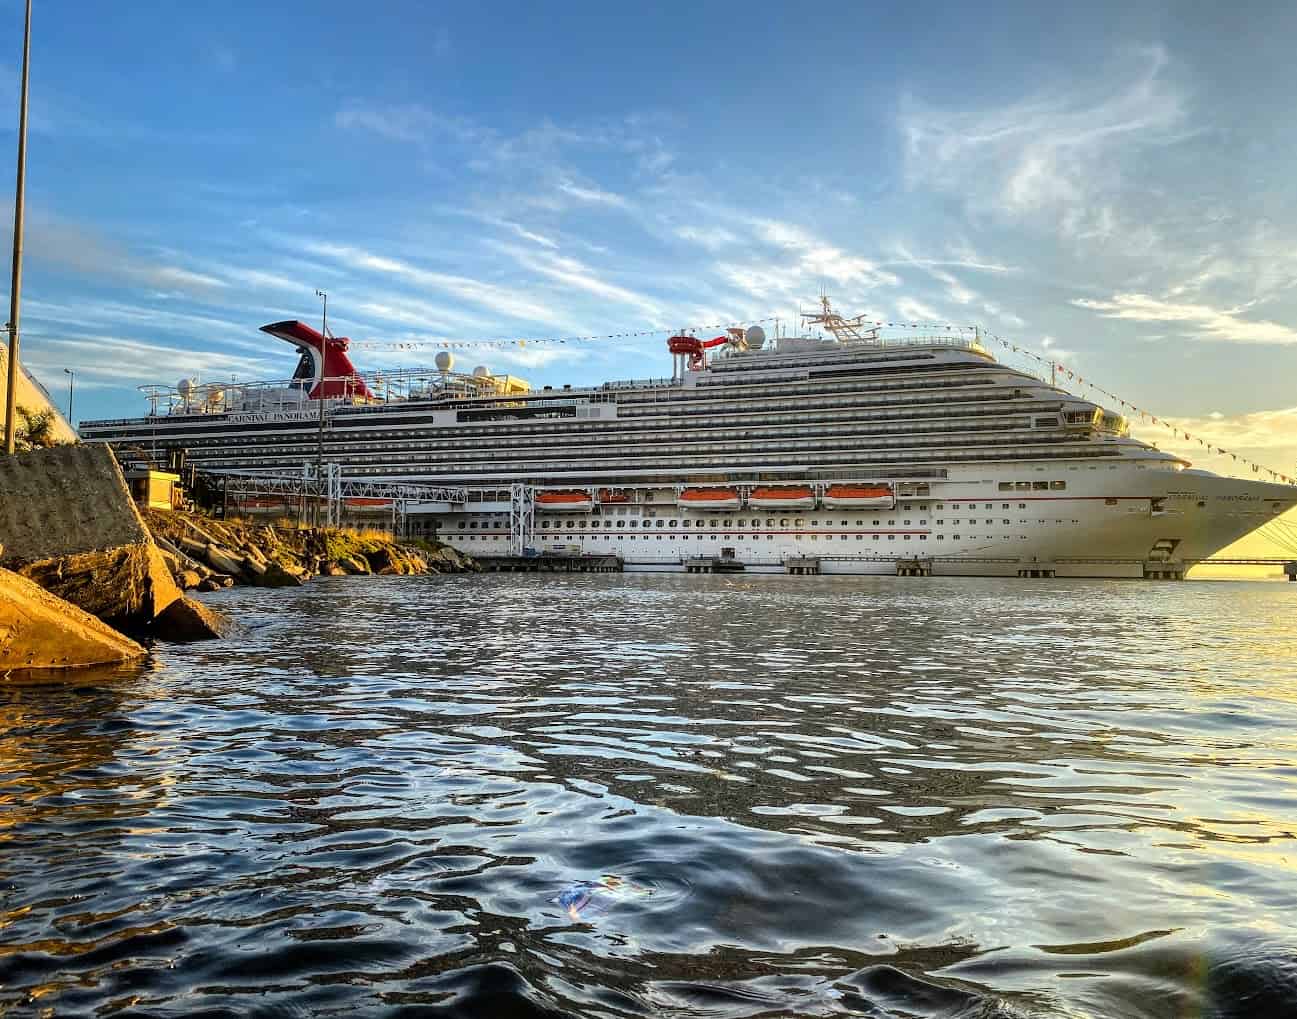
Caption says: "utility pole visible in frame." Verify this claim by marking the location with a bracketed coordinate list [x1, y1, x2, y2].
[314, 289, 327, 527]
[63, 367, 74, 424]
[3, 0, 32, 455]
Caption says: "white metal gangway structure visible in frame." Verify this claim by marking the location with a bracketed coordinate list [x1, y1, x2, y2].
[209, 466, 470, 530]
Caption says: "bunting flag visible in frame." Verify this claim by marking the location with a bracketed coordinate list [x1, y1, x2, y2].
[979, 328, 1297, 487]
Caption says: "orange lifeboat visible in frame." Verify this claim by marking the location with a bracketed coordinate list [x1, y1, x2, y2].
[823, 484, 895, 509]
[748, 485, 817, 510]
[536, 490, 594, 513]
[598, 488, 632, 504]
[677, 487, 741, 511]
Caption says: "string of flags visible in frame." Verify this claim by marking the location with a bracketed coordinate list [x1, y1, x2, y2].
[981, 330, 1296, 487]
[349, 317, 984, 351]
[350, 318, 784, 351]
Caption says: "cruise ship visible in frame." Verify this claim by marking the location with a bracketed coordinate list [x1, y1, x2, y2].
[80, 300, 1297, 578]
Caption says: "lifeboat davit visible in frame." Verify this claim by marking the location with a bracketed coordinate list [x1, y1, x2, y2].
[748, 485, 817, 510]
[823, 484, 895, 509]
[678, 487, 742, 511]
[536, 490, 595, 512]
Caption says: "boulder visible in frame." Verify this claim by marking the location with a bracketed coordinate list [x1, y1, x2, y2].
[260, 561, 305, 588]
[0, 445, 182, 634]
[197, 577, 223, 593]
[1, 566, 146, 671]
[320, 561, 347, 576]
[153, 594, 228, 642]
[205, 545, 246, 578]
[178, 569, 203, 590]
[339, 555, 370, 575]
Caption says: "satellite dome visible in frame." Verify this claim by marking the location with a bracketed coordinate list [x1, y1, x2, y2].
[434, 351, 454, 373]
[745, 325, 767, 348]
[177, 377, 197, 397]
[472, 365, 490, 378]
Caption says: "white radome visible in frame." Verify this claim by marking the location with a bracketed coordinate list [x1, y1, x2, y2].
[435, 351, 455, 373]
[472, 365, 491, 378]
[745, 325, 766, 348]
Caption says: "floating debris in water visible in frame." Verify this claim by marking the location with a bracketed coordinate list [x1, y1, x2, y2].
[555, 875, 654, 920]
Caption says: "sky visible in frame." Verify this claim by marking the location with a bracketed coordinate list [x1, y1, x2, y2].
[2, 0, 1297, 550]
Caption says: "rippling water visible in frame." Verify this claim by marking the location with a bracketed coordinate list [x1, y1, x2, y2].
[3, 574, 1297, 1017]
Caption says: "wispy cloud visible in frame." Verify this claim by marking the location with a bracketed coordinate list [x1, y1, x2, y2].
[304, 241, 570, 326]
[1073, 293, 1297, 344]
[899, 45, 1188, 234]
[504, 247, 664, 320]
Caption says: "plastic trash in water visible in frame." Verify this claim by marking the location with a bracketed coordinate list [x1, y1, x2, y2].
[555, 875, 654, 920]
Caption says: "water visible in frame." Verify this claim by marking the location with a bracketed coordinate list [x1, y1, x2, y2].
[3, 574, 1297, 1018]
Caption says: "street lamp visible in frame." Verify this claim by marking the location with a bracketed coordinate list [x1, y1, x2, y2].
[63, 367, 73, 423]
[3, 0, 32, 455]
[314, 289, 327, 527]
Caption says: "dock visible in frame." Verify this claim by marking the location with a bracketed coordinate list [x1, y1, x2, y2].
[479, 552, 623, 573]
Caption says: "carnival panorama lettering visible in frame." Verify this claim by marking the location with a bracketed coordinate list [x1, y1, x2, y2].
[226, 410, 321, 425]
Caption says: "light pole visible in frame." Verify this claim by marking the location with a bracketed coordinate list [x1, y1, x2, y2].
[314, 289, 327, 527]
[63, 367, 73, 423]
[3, 0, 32, 455]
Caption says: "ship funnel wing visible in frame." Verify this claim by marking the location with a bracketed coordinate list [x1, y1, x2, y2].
[259, 320, 374, 399]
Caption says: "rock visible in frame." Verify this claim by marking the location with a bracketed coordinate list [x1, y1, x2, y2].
[1, 566, 146, 671]
[0, 445, 183, 633]
[153, 594, 228, 642]
[260, 561, 305, 588]
[205, 545, 246, 578]
[178, 569, 203, 590]
[339, 555, 370, 575]
[197, 577, 223, 592]
[320, 561, 347, 576]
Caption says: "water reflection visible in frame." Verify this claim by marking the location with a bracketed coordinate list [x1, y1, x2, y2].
[1, 573, 1295, 1016]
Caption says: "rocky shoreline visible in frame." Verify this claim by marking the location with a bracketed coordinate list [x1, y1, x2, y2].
[1, 445, 477, 674]
[143, 509, 479, 592]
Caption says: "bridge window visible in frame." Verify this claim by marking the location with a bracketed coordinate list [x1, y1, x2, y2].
[1050, 481, 1066, 490]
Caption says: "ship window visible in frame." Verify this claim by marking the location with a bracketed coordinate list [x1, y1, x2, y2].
[904, 534, 912, 540]
[855, 518, 864, 525]
[952, 503, 961, 509]
[1015, 482, 1031, 490]
[1003, 519, 1010, 524]
[841, 519, 848, 525]
[953, 534, 960, 540]
[630, 520, 639, 527]
[872, 535, 880, 540]
[936, 519, 943, 524]
[888, 534, 896, 540]
[795, 518, 805, 526]
[616, 520, 625, 527]
[578, 521, 586, 528]
[810, 534, 818, 541]
[710, 519, 719, 527]
[1050, 481, 1066, 490]
[457, 521, 466, 529]
[998, 482, 1014, 491]
[1032, 482, 1048, 490]
[1105, 498, 1118, 506]
[656, 520, 664, 528]
[780, 518, 788, 527]
[903, 519, 911, 525]
[1018, 503, 1026, 509]
[682, 519, 691, 527]
[873, 519, 880, 525]
[766, 518, 774, 527]
[856, 534, 863, 540]
[670, 519, 678, 526]
[936, 504, 944, 510]
[469, 521, 478, 529]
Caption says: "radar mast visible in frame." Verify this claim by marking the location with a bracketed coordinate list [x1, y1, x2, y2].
[801, 295, 880, 344]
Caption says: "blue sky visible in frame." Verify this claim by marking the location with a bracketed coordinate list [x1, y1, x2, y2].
[3, 0, 1297, 490]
